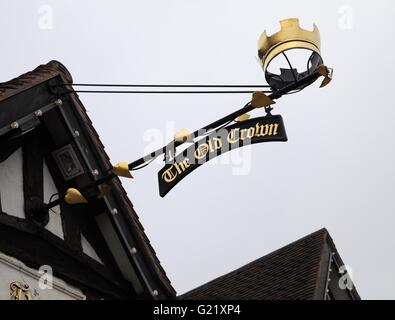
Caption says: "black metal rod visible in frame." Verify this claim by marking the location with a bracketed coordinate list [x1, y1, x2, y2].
[127, 70, 321, 169]
[45, 173, 117, 210]
[46, 70, 322, 210]
[61, 83, 271, 88]
[70, 90, 272, 94]
[46, 197, 63, 209]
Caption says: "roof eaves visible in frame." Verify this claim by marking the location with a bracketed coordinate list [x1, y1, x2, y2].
[0, 61, 176, 298]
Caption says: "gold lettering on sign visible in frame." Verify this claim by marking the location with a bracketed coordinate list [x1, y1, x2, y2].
[10, 282, 32, 300]
[255, 123, 266, 137]
[268, 123, 279, 136]
[240, 129, 247, 140]
[162, 168, 177, 183]
[209, 138, 222, 152]
[161, 158, 191, 183]
[227, 128, 240, 144]
[174, 159, 191, 173]
[161, 121, 281, 184]
[226, 122, 280, 144]
[212, 138, 222, 150]
[247, 127, 255, 139]
[194, 144, 209, 160]
[255, 123, 279, 137]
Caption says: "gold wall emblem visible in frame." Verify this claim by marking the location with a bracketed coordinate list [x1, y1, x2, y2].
[10, 281, 33, 300]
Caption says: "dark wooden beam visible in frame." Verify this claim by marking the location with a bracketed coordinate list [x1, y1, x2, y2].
[23, 129, 48, 226]
[43, 133, 123, 280]
[0, 212, 134, 299]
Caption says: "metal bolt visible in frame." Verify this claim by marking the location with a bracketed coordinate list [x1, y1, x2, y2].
[92, 169, 99, 176]
[152, 290, 159, 297]
[34, 110, 43, 117]
[130, 248, 137, 255]
[10, 122, 19, 129]
[55, 99, 63, 106]
[74, 130, 80, 137]
[111, 208, 118, 215]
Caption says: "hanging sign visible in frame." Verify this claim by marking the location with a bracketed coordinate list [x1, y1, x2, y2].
[158, 114, 287, 197]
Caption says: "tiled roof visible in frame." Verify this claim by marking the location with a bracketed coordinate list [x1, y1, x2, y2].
[180, 229, 346, 300]
[0, 61, 176, 297]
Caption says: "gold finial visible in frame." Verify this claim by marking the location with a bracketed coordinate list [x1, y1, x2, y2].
[251, 91, 275, 109]
[112, 162, 133, 178]
[235, 114, 250, 122]
[64, 188, 87, 205]
[174, 128, 193, 143]
[316, 64, 333, 88]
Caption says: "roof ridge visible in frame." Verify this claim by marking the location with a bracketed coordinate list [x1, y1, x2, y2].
[312, 228, 330, 299]
[0, 60, 72, 102]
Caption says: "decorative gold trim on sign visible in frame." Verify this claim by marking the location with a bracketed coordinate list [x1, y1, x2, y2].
[174, 129, 193, 143]
[112, 162, 133, 178]
[235, 114, 250, 122]
[64, 188, 88, 205]
[251, 92, 275, 109]
[316, 64, 333, 88]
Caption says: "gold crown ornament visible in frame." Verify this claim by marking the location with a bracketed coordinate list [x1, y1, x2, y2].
[258, 18, 324, 90]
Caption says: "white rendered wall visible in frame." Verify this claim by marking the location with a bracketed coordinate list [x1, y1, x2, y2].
[81, 234, 103, 264]
[0, 252, 85, 300]
[0, 148, 24, 218]
[0, 150, 65, 239]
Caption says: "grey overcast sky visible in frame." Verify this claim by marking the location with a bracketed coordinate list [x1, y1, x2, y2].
[1, 0, 394, 299]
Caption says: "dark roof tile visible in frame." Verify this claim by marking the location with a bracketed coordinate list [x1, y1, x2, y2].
[180, 229, 330, 300]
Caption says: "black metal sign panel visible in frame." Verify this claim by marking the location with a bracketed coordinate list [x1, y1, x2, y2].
[158, 115, 287, 197]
